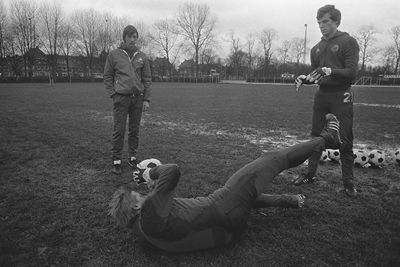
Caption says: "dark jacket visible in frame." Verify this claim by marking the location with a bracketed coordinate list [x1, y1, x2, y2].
[311, 30, 359, 91]
[104, 46, 152, 100]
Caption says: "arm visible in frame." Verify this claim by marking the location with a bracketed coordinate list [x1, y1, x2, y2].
[330, 37, 359, 80]
[138, 164, 181, 238]
[104, 53, 115, 97]
[141, 55, 152, 102]
[146, 164, 181, 218]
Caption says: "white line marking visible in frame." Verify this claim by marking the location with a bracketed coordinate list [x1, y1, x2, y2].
[354, 103, 400, 109]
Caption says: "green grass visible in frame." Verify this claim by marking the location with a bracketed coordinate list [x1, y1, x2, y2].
[0, 82, 399, 266]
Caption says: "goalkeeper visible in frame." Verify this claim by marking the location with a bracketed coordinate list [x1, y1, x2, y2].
[109, 114, 341, 253]
[294, 5, 359, 196]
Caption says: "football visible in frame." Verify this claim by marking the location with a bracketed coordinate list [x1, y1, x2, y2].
[353, 149, 369, 167]
[328, 149, 340, 162]
[368, 150, 385, 167]
[320, 149, 329, 162]
[394, 150, 400, 166]
[137, 158, 162, 169]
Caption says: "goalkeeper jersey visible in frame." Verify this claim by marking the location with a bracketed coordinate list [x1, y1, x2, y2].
[310, 30, 359, 91]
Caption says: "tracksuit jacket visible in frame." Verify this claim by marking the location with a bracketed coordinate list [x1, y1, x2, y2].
[104, 46, 152, 100]
[311, 30, 359, 91]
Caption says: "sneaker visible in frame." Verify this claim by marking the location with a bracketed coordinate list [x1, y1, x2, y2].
[292, 173, 317, 186]
[344, 185, 358, 197]
[296, 194, 306, 208]
[112, 164, 122, 175]
[320, 113, 342, 149]
[128, 156, 138, 169]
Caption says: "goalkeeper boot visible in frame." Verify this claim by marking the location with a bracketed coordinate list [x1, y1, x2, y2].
[292, 173, 317, 186]
[112, 160, 122, 175]
[320, 113, 342, 149]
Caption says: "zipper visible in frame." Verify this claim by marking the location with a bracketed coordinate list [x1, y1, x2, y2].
[120, 49, 139, 62]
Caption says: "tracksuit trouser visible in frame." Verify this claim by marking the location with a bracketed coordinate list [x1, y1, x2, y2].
[308, 88, 354, 187]
[111, 94, 143, 161]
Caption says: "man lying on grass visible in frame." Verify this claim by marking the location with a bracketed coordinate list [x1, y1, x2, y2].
[109, 114, 341, 253]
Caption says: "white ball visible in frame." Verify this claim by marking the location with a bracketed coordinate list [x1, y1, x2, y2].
[320, 149, 330, 162]
[353, 149, 369, 167]
[137, 158, 162, 169]
[328, 149, 340, 162]
[394, 150, 400, 166]
[368, 150, 385, 167]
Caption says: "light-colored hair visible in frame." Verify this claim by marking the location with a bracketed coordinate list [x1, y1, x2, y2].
[108, 187, 140, 227]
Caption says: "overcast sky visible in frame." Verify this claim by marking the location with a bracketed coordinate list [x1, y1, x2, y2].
[5, 0, 400, 60]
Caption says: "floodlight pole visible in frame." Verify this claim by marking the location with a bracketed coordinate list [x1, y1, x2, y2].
[303, 24, 308, 64]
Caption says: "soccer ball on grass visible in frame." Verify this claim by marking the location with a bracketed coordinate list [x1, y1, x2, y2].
[353, 149, 369, 167]
[368, 150, 385, 168]
[320, 149, 330, 163]
[394, 150, 400, 166]
[137, 158, 162, 169]
[328, 149, 340, 162]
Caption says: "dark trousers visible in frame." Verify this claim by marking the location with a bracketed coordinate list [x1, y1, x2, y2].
[308, 88, 354, 186]
[111, 94, 143, 161]
[218, 137, 326, 233]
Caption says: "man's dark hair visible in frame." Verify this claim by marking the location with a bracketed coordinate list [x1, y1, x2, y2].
[317, 5, 341, 26]
[123, 25, 139, 40]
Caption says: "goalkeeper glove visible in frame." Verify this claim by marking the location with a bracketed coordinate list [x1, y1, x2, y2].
[307, 67, 331, 83]
[295, 75, 314, 91]
[133, 168, 152, 185]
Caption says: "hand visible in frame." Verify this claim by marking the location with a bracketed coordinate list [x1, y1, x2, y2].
[132, 168, 152, 185]
[295, 75, 307, 91]
[143, 101, 150, 112]
[132, 168, 147, 185]
[307, 67, 331, 84]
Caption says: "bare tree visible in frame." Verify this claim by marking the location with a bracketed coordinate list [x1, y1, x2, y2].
[291, 37, 304, 67]
[199, 47, 217, 65]
[109, 16, 130, 49]
[10, 0, 39, 77]
[244, 33, 258, 78]
[227, 31, 246, 79]
[389, 25, 400, 75]
[278, 40, 291, 65]
[72, 9, 101, 77]
[150, 18, 182, 77]
[380, 46, 397, 74]
[58, 17, 78, 80]
[176, 2, 216, 76]
[97, 12, 113, 55]
[39, 0, 63, 84]
[354, 25, 377, 75]
[0, 1, 8, 77]
[258, 28, 277, 74]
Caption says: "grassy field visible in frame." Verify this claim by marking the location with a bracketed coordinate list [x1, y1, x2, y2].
[0, 82, 399, 266]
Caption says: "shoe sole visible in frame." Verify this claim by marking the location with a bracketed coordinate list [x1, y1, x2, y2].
[293, 176, 317, 186]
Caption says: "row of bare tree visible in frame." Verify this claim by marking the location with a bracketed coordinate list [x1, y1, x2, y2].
[1, 0, 400, 79]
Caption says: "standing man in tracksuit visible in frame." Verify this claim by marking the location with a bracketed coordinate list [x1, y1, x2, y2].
[294, 5, 359, 196]
[104, 25, 152, 175]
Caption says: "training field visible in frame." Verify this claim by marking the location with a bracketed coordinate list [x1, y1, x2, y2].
[0, 82, 399, 266]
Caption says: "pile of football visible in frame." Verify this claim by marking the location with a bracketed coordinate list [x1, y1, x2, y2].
[319, 149, 400, 168]
[319, 149, 341, 163]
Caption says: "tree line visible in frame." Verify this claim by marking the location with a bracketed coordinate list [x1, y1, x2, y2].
[1, 0, 400, 81]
